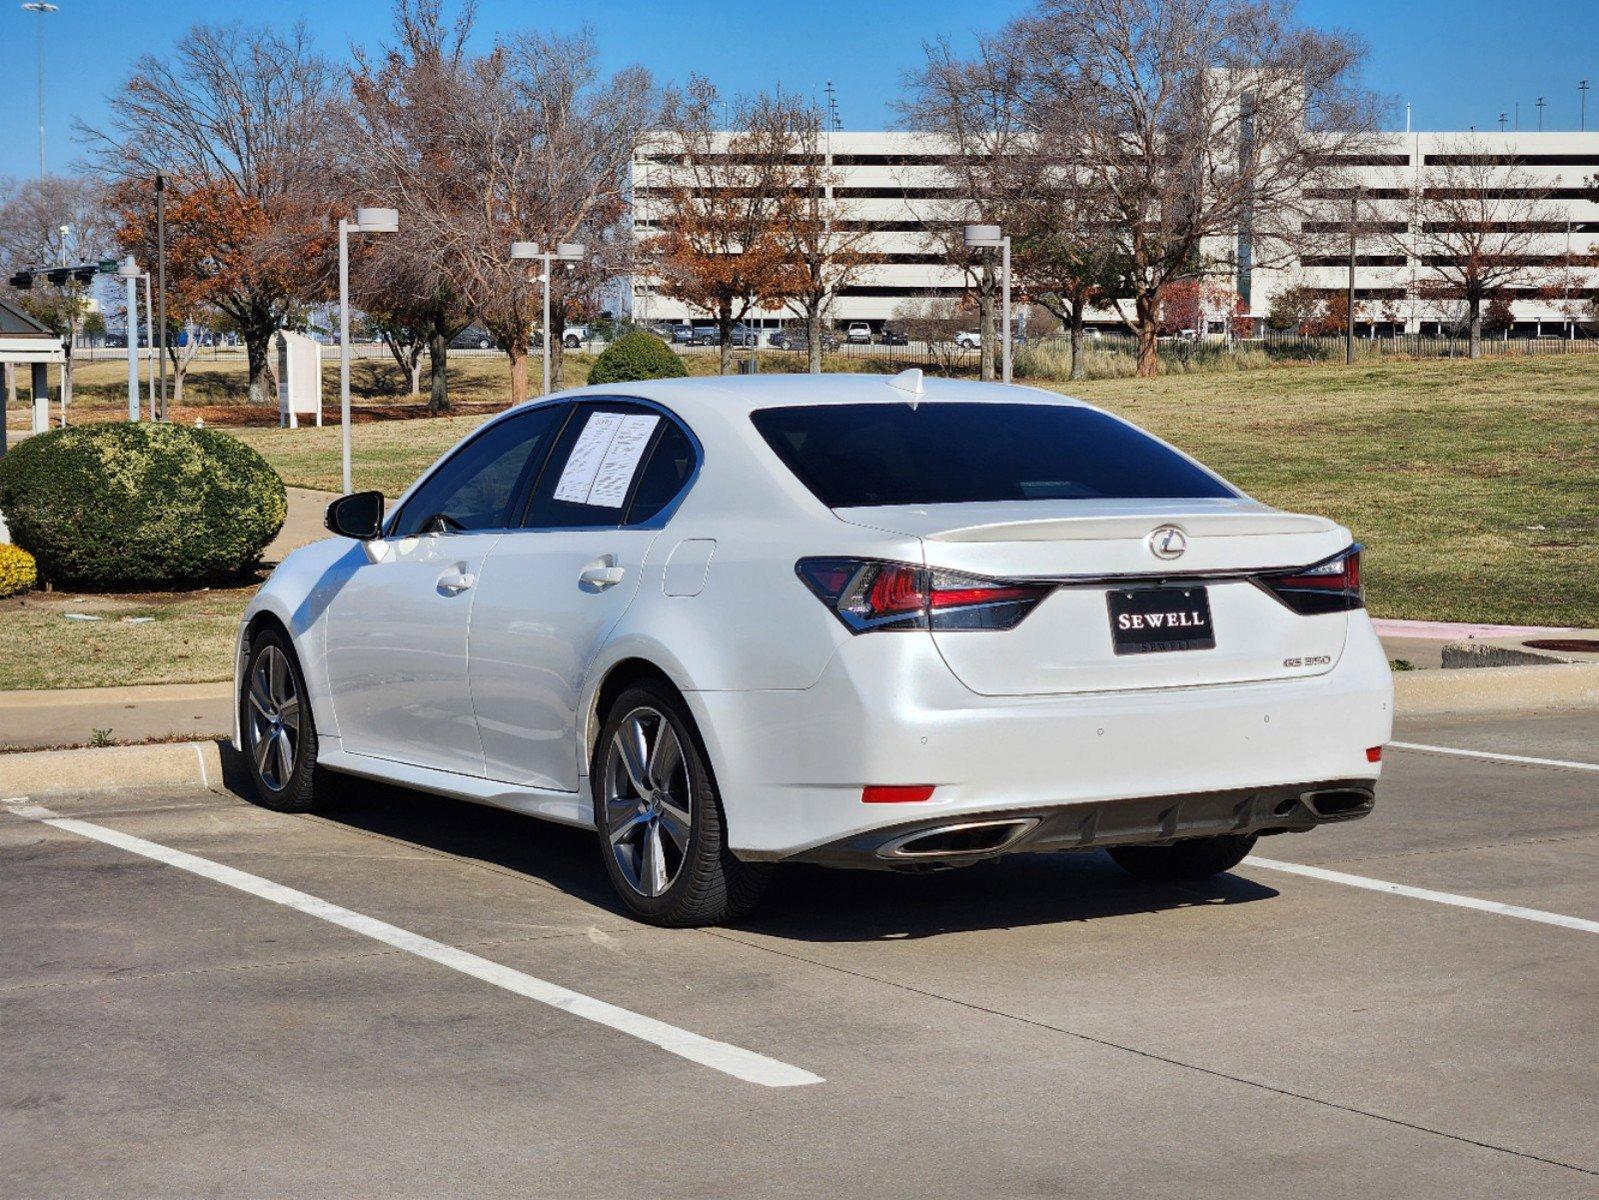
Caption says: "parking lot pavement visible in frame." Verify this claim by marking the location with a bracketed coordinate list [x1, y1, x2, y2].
[2, 711, 1595, 1198]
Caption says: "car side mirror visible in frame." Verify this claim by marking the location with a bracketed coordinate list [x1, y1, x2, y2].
[325, 490, 385, 541]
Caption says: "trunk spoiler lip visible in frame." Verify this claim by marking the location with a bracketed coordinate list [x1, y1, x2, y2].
[999, 542, 1363, 589]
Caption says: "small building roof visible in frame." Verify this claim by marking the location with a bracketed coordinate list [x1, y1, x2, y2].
[0, 295, 53, 337]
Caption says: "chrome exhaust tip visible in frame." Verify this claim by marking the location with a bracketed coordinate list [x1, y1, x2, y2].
[876, 817, 1040, 861]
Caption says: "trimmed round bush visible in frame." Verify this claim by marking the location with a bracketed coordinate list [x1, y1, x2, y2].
[0, 543, 36, 597]
[587, 329, 688, 385]
[0, 423, 286, 590]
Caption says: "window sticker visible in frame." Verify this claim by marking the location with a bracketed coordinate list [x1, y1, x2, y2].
[552, 411, 660, 508]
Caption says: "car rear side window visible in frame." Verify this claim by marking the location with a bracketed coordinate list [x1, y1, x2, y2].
[523, 402, 697, 529]
[750, 402, 1235, 507]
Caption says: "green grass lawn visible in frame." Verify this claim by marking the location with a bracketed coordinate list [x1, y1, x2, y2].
[4, 354, 1594, 692]
[236, 355, 1599, 627]
[0, 584, 255, 691]
[1057, 357, 1599, 626]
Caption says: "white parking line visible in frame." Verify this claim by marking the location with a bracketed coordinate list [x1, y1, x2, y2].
[1390, 741, 1599, 773]
[1245, 856, 1599, 935]
[0, 798, 822, 1089]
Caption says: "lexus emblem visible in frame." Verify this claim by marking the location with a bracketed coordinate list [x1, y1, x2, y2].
[1147, 525, 1187, 561]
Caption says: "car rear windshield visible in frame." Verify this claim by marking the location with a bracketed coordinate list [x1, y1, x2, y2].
[750, 402, 1236, 507]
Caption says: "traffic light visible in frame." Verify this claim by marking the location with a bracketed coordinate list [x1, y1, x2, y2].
[8, 271, 31, 290]
[45, 267, 72, 286]
[73, 265, 96, 284]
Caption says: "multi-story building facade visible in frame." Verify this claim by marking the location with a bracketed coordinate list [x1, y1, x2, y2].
[628, 130, 1599, 336]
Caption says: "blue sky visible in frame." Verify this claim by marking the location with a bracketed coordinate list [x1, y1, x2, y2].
[3, 0, 1596, 180]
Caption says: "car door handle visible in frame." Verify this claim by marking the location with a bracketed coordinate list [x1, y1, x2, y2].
[437, 569, 476, 595]
[579, 564, 627, 589]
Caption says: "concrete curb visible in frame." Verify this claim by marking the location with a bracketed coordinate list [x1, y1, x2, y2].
[0, 739, 228, 798]
[1394, 662, 1599, 717]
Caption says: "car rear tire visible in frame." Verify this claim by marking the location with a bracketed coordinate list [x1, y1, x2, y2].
[1107, 834, 1257, 882]
[592, 681, 770, 927]
[240, 628, 328, 814]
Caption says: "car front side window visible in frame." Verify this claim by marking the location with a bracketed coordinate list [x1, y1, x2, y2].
[389, 404, 567, 539]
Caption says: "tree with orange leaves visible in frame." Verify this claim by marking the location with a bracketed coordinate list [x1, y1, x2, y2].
[643, 79, 796, 375]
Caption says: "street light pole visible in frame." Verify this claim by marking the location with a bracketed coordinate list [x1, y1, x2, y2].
[963, 224, 1012, 383]
[1346, 187, 1362, 366]
[21, 2, 56, 180]
[511, 240, 586, 397]
[1582, 81, 1590, 132]
[338, 206, 400, 495]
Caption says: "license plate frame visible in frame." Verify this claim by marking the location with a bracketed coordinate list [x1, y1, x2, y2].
[1107, 586, 1216, 655]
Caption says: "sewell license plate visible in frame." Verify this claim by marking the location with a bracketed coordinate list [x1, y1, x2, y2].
[1107, 586, 1215, 655]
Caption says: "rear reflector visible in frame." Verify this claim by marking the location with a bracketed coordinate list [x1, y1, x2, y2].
[862, 785, 936, 804]
[1366, 746, 1383, 763]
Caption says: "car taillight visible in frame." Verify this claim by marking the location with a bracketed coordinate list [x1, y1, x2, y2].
[1255, 545, 1363, 615]
[796, 558, 1052, 633]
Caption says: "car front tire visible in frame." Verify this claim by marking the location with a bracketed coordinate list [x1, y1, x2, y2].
[591, 681, 770, 927]
[1107, 834, 1257, 882]
[240, 627, 328, 814]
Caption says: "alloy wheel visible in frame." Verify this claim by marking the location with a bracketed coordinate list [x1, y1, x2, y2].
[602, 706, 694, 898]
[246, 645, 301, 792]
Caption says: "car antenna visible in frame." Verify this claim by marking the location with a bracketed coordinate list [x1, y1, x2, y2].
[886, 367, 923, 409]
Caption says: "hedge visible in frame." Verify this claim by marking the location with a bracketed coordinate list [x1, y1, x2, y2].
[587, 329, 689, 385]
[0, 423, 287, 590]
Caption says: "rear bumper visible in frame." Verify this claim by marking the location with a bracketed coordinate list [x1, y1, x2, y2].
[788, 779, 1376, 870]
[686, 613, 1393, 861]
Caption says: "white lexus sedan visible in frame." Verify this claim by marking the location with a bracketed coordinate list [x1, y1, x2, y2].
[234, 372, 1392, 926]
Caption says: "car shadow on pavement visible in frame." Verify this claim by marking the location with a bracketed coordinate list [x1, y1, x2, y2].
[304, 777, 1280, 940]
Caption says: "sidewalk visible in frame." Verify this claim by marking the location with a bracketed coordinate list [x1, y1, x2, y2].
[0, 681, 232, 751]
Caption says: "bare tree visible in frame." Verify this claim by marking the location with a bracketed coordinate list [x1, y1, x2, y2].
[890, 293, 967, 373]
[762, 100, 874, 374]
[1010, 0, 1381, 375]
[83, 23, 344, 405]
[898, 37, 1034, 381]
[1389, 139, 1584, 357]
[500, 28, 655, 392]
[644, 78, 796, 375]
[0, 175, 114, 401]
[347, 0, 478, 411]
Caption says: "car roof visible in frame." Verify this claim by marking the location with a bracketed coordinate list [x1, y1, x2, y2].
[544, 373, 1086, 422]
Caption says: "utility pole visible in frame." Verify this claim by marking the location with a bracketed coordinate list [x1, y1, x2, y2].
[1581, 81, 1590, 132]
[155, 173, 167, 420]
[1498, 112, 1508, 133]
[1346, 187, 1362, 366]
[1536, 96, 1546, 131]
[21, 2, 56, 179]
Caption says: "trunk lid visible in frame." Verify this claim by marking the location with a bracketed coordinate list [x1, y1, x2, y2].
[835, 498, 1353, 696]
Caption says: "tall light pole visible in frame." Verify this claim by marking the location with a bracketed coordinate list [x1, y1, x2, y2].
[1345, 186, 1363, 365]
[963, 224, 1012, 383]
[115, 255, 140, 421]
[21, 2, 56, 179]
[1581, 81, 1590, 132]
[1536, 96, 1546, 131]
[510, 240, 585, 396]
[338, 206, 399, 494]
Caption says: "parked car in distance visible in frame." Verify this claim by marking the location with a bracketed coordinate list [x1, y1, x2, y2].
[954, 330, 981, 349]
[670, 324, 695, 345]
[845, 322, 872, 344]
[450, 326, 495, 350]
[563, 325, 590, 349]
[877, 324, 909, 346]
[773, 328, 839, 353]
[237, 372, 1392, 927]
